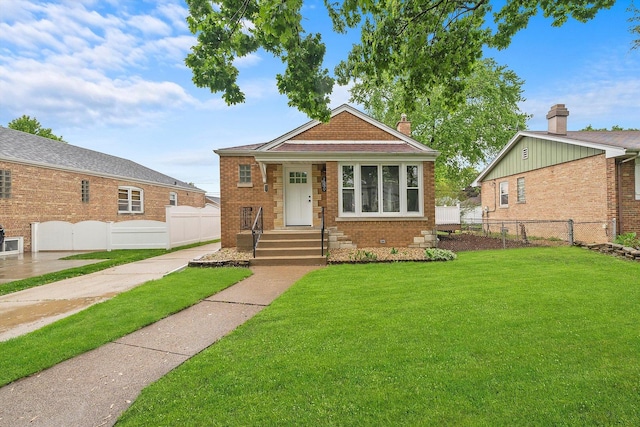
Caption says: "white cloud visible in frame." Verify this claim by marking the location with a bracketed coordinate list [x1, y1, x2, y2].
[233, 53, 262, 68]
[0, 0, 204, 128]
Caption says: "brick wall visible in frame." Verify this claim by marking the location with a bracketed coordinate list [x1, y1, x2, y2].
[480, 155, 610, 223]
[0, 161, 205, 251]
[291, 111, 397, 141]
[219, 157, 437, 248]
[219, 156, 275, 248]
[619, 159, 640, 234]
[325, 160, 436, 247]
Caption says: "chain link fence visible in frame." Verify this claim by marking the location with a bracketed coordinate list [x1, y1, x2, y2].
[436, 219, 616, 252]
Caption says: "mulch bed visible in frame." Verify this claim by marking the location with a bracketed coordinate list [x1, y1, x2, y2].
[436, 233, 541, 252]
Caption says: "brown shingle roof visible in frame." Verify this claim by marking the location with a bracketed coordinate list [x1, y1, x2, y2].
[528, 131, 640, 150]
[270, 142, 424, 153]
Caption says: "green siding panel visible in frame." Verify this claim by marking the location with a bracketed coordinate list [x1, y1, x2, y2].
[484, 136, 603, 180]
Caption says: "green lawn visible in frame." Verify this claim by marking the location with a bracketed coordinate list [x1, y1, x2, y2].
[118, 247, 640, 426]
[0, 267, 251, 387]
[0, 240, 219, 296]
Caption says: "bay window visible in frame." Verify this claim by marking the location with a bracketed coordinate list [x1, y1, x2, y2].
[339, 163, 422, 216]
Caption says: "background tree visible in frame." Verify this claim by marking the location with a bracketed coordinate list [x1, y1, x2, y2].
[631, 2, 640, 50]
[580, 124, 640, 130]
[8, 115, 65, 142]
[351, 58, 529, 201]
[185, 0, 614, 121]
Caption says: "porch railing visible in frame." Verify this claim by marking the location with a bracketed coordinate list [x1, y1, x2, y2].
[251, 206, 263, 258]
[320, 206, 325, 256]
[240, 206, 253, 230]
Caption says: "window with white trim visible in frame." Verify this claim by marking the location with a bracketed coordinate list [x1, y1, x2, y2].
[118, 186, 143, 213]
[499, 181, 509, 207]
[517, 177, 525, 203]
[169, 192, 178, 206]
[339, 162, 422, 216]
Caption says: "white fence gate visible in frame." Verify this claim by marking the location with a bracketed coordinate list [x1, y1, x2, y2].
[32, 205, 220, 252]
[436, 205, 461, 225]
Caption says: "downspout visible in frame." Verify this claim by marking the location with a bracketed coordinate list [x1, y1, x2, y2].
[618, 155, 639, 235]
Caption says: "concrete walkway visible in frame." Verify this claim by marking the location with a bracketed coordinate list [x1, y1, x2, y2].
[0, 248, 321, 426]
[0, 243, 223, 341]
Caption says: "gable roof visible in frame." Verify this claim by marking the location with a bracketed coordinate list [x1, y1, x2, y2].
[0, 126, 203, 192]
[215, 104, 439, 161]
[473, 130, 640, 186]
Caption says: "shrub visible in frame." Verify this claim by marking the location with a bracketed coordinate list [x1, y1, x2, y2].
[424, 248, 457, 261]
[614, 232, 640, 248]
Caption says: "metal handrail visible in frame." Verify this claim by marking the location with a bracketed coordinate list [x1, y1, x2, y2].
[320, 206, 325, 256]
[251, 206, 263, 258]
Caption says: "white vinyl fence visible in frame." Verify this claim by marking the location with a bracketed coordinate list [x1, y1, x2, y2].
[436, 205, 461, 225]
[32, 205, 220, 252]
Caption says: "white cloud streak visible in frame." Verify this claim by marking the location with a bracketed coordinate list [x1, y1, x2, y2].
[0, 0, 205, 127]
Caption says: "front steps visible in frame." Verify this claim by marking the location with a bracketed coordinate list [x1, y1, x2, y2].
[251, 230, 327, 266]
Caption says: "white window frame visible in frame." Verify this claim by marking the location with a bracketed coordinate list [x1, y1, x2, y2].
[517, 177, 525, 203]
[338, 162, 423, 217]
[499, 181, 509, 207]
[635, 158, 640, 201]
[118, 186, 144, 214]
[169, 191, 178, 206]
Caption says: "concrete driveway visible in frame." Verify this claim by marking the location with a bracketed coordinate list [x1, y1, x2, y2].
[0, 251, 102, 284]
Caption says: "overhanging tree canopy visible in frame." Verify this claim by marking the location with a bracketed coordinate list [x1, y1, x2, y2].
[185, 0, 615, 121]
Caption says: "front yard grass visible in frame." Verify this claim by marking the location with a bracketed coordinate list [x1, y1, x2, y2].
[0, 267, 250, 387]
[118, 247, 640, 426]
[0, 240, 219, 296]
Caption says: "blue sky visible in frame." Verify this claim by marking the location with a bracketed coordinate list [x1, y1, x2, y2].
[0, 1, 638, 195]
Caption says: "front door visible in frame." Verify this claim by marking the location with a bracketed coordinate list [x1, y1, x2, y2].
[285, 165, 313, 226]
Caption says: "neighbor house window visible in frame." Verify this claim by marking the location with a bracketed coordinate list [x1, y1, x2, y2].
[239, 164, 252, 184]
[499, 181, 509, 207]
[636, 158, 640, 200]
[169, 192, 178, 206]
[81, 180, 90, 203]
[339, 163, 422, 216]
[0, 170, 11, 199]
[517, 177, 525, 203]
[118, 186, 143, 213]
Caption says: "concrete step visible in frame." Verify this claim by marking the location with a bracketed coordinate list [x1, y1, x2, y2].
[261, 230, 322, 241]
[258, 239, 327, 249]
[255, 247, 325, 257]
[250, 255, 327, 267]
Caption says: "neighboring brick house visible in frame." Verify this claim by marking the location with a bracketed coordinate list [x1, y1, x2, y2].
[473, 104, 640, 242]
[215, 104, 439, 253]
[0, 126, 206, 253]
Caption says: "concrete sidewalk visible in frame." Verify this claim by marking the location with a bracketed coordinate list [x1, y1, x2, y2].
[0, 263, 321, 426]
[0, 243, 223, 341]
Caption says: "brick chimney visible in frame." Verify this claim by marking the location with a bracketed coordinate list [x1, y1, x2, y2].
[546, 104, 569, 135]
[396, 113, 411, 136]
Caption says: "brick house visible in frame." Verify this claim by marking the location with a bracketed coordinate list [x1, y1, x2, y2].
[0, 126, 206, 253]
[473, 104, 640, 242]
[215, 104, 439, 263]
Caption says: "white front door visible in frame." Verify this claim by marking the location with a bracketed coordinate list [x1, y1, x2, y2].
[285, 165, 313, 226]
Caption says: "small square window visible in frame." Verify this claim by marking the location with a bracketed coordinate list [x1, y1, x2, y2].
[239, 164, 252, 184]
[81, 180, 90, 203]
[517, 177, 525, 203]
